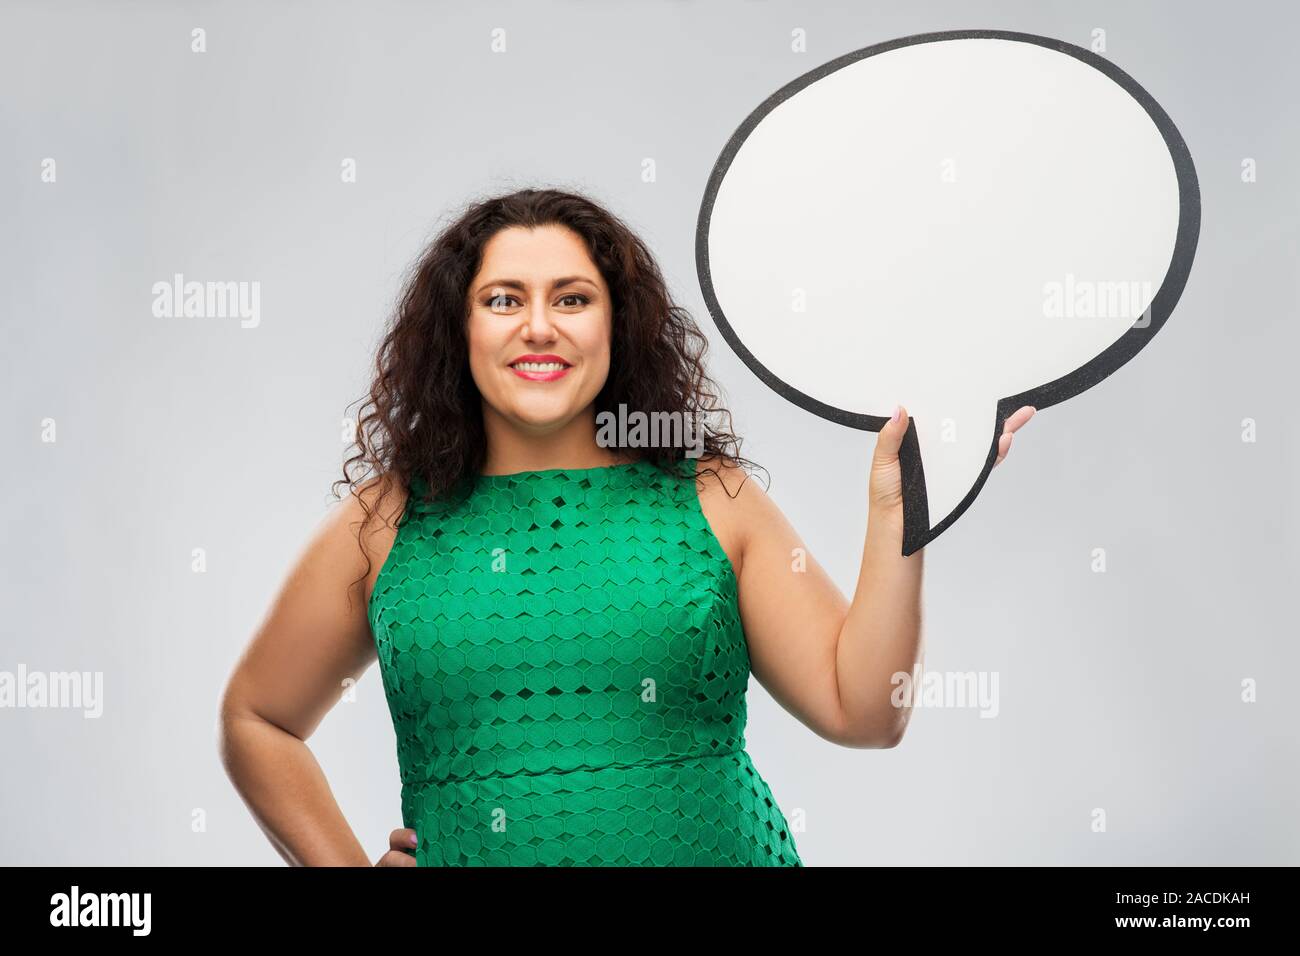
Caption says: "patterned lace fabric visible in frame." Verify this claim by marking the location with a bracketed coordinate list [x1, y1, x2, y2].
[367, 457, 802, 866]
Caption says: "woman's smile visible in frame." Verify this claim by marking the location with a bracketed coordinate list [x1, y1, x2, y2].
[509, 353, 573, 381]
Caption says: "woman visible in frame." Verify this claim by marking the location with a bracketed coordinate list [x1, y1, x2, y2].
[218, 188, 1035, 866]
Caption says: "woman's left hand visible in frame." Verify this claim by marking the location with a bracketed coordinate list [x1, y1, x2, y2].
[994, 405, 1036, 467]
[869, 404, 1037, 515]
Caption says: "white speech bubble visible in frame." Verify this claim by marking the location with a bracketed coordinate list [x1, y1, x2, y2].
[697, 30, 1200, 554]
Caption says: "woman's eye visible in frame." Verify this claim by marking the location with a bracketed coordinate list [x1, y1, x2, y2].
[485, 292, 587, 311]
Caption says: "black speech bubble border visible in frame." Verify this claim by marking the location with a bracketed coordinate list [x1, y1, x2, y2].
[695, 28, 1202, 555]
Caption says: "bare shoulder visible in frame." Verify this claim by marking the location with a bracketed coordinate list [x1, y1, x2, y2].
[689, 452, 767, 503]
[324, 472, 410, 604]
[346, 472, 410, 540]
[688, 453, 775, 577]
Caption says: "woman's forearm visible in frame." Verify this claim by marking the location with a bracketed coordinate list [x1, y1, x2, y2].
[834, 502, 925, 745]
[219, 711, 371, 866]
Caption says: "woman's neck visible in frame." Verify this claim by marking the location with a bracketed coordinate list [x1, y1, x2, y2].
[479, 404, 632, 476]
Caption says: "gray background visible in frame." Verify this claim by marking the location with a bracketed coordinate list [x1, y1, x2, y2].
[2, 0, 1295, 865]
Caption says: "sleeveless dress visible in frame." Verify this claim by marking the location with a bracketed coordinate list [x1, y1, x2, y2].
[367, 457, 803, 866]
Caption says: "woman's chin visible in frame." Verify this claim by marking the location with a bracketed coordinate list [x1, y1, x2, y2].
[506, 402, 584, 431]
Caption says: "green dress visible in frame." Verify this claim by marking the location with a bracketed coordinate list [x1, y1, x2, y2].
[368, 457, 803, 866]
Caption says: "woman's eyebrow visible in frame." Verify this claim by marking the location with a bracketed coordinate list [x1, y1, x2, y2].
[475, 276, 598, 295]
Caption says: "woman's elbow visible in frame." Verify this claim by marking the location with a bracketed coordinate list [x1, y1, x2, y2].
[216, 687, 252, 768]
[824, 711, 909, 749]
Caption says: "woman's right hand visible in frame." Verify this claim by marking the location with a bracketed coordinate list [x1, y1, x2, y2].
[374, 827, 418, 866]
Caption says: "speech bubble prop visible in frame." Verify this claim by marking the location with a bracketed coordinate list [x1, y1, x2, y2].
[696, 30, 1200, 554]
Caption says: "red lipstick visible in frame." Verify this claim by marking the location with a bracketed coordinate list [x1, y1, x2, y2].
[509, 353, 572, 382]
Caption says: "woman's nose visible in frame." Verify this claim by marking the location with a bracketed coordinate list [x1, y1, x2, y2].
[523, 304, 557, 340]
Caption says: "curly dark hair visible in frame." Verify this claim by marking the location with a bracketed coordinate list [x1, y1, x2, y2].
[333, 186, 762, 597]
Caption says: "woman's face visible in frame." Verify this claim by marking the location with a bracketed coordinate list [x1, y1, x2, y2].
[466, 224, 613, 434]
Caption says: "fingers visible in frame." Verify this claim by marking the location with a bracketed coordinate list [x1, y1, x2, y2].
[993, 406, 1034, 467]
[374, 827, 418, 866]
[1004, 405, 1036, 434]
[874, 404, 909, 460]
[993, 431, 1013, 467]
[881, 404, 1030, 471]
[389, 828, 418, 852]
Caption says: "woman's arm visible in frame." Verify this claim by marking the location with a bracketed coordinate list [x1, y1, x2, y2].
[702, 452, 904, 749]
[697, 405, 1034, 750]
[217, 477, 406, 866]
